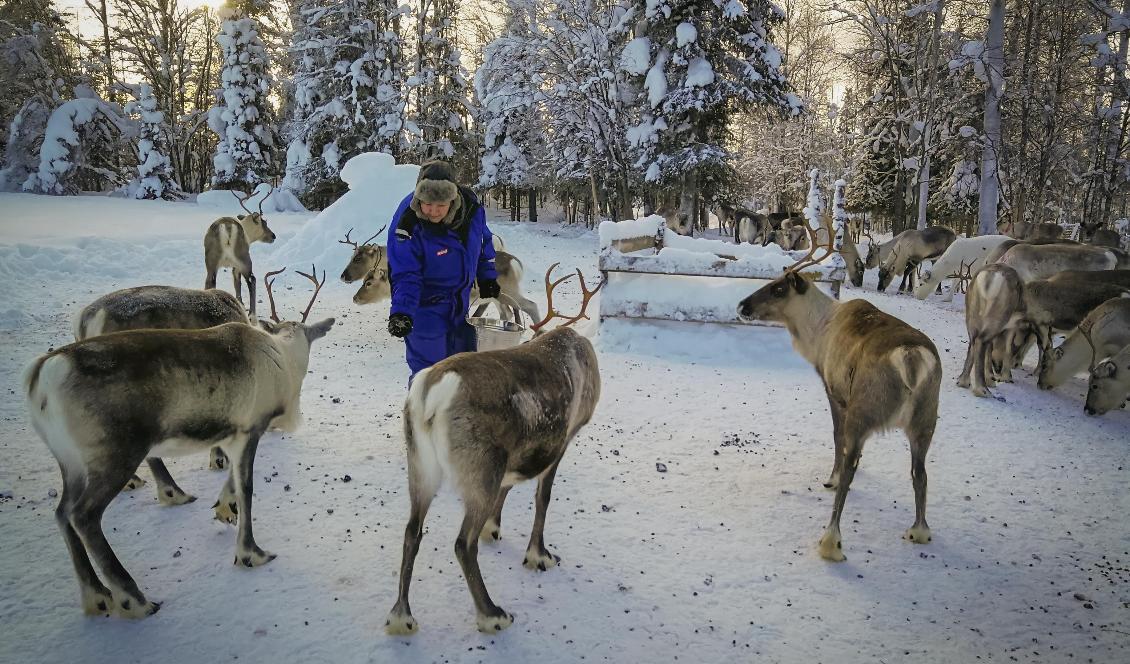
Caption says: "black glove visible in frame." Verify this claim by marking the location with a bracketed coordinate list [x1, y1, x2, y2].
[388, 313, 413, 338]
[478, 278, 501, 299]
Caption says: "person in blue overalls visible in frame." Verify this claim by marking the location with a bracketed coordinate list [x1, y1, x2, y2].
[386, 160, 500, 379]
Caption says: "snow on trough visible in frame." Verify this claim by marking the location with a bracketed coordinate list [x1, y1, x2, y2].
[0, 190, 1127, 664]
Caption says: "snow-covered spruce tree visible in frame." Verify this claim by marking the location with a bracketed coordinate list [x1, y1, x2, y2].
[0, 0, 78, 191]
[474, 2, 540, 201]
[407, 0, 471, 164]
[124, 83, 182, 200]
[21, 87, 132, 195]
[283, 0, 408, 206]
[618, 0, 799, 234]
[209, 1, 280, 191]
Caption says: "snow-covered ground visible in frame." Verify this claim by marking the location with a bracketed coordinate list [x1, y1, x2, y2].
[1, 191, 1128, 664]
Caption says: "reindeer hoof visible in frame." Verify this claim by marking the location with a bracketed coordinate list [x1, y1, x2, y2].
[158, 487, 196, 506]
[234, 547, 275, 568]
[115, 596, 161, 619]
[480, 519, 501, 542]
[476, 609, 514, 633]
[81, 587, 114, 617]
[818, 530, 846, 562]
[523, 549, 560, 571]
[903, 525, 932, 544]
[971, 386, 991, 398]
[122, 475, 146, 491]
[385, 610, 419, 636]
[213, 499, 238, 525]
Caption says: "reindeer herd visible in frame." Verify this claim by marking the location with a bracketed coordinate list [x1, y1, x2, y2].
[19, 191, 1130, 634]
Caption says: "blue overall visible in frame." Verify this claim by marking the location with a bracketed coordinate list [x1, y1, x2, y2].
[387, 189, 497, 378]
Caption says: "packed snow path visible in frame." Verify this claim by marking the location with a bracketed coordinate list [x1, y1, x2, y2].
[0, 194, 1127, 663]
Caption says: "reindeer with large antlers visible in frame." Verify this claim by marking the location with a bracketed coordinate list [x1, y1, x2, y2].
[24, 265, 333, 618]
[737, 225, 941, 562]
[386, 264, 602, 635]
[203, 188, 278, 317]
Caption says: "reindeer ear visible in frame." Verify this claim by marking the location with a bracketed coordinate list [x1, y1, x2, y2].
[304, 318, 336, 343]
[1094, 360, 1116, 378]
[258, 318, 280, 333]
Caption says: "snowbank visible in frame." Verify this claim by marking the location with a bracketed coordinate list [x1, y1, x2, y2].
[197, 182, 307, 215]
[269, 152, 420, 269]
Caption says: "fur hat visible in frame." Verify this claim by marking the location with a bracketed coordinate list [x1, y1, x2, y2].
[411, 160, 462, 225]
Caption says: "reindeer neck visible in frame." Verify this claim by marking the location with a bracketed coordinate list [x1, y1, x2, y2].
[783, 287, 837, 365]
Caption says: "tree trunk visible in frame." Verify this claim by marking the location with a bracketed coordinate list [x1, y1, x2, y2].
[528, 188, 537, 223]
[916, 0, 946, 230]
[977, 0, 1006, 236]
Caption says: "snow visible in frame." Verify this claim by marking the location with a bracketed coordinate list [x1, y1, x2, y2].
[197, 183, 308, 215]
[685, 57, 715, 87]
[621, 37, 652, 76]
[645, 49, 669, 108]
[1, 192, 1128, 663]
[675, 22, 697, 47]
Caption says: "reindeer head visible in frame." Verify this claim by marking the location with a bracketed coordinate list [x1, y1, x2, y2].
[261, 265, 335, 342]
[738, 223, 835, 324]
[338, 226, 388, 283]
[352, 265, 391, 305]
[1085, 352, 1130, 415]
[232, 189, 277, 244]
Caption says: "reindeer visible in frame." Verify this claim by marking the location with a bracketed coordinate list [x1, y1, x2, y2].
[386, 266, 601, 635]
[912, 234, 1013, 300]
[1038, 297, 1130, 390]
[24, 276, 334, 618]
[1085, 344, 1130, 415]
[956, 265, 1026, 397]
[204, 189, 277, 317]
[1090, 228, 1123, 249]
[733, 210, 772, 245]
[338, 227, 387, 283]
[996, 242, 1129, 282]
[736, 227, 940, 562]
[73, 285, 253, 500]
[863, 232, 896, 270]
[876, 227, 957, 293]
[997, 219, 1064, 241]
[839, 226, 866, 287]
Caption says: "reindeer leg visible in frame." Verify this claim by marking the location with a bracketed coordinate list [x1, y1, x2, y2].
[213, 472, 238, 524]
[121, 473, 146, 491]
[245, 271, 257, 320]
[228, 431, 274, 567]
[55, 470, 113, 616]
[823, 388, 846, 488]
[453, 465, 512, 633]
[71, 465, 161, 618]
[903, 414, 935, 545]
[818, 426, 865, 562]
[524, 461, 563, 571]
[970, 337, 993, 397]
[146, 458, 196, 506]
[481, 485, 512, 542]
[387, 444, 440, 635]
[957, 336, 977, 389]
[209, 446, 227, 470]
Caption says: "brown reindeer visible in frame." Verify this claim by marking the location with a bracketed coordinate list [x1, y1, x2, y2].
[737, 227, 941, 561]
[876, 227, 957, 293]
[386, 266, 602, 635]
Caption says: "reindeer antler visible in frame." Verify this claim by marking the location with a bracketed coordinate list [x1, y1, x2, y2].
[362, 224, 388, 246]
[263, 267, 287, 323]
[231, 189, 254, 215]
[295, 264, 326, 323]
[784, 223, 835, 274]
[529, 264, 603, 332]
[257, 184, 274, 216]
[339, 228, 359, 249]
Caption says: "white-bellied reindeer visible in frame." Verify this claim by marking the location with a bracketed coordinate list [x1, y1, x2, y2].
[957, 264, 1026, 397]
[204, 189, 277, 317]
[25, 271, 333, 618]
[995, 242, 1129, 282]
[73, 285, 252, 502]
[386, 265, 602, 635]
[737, 226, 941, 561]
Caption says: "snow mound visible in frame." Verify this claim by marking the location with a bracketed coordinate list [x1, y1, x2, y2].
[270, 152, 420, 269]
[197, 182, 308, 215]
